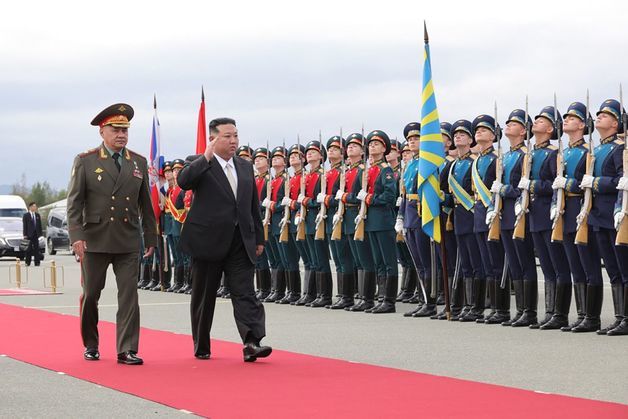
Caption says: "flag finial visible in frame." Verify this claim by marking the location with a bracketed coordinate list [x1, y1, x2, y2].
[153, 94, 157, 110]
[201, 86, 205, 102]
[424, 20, 429, 44]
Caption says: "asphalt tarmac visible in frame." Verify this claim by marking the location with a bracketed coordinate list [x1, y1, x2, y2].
[1, 253, 626, 418]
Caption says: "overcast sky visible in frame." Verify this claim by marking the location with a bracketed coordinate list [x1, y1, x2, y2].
[1, 0, 627, 189]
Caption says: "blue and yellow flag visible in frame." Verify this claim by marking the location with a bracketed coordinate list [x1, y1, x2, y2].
[417, 23, 445, 243]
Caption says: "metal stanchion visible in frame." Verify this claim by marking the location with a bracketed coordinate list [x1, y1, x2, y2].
[43, 260, 64, 293]
[8, 258, 29, 288]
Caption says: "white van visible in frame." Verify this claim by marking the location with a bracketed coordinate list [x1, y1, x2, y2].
[0, 195, 45, 260]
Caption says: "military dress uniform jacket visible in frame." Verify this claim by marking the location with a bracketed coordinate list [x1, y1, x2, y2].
[400, 156, 421, 230]
[528, 142, 558, 233]
[288, 170, 304, 234]
[493, 144, 525, 230]
[323, 164, 342, 235]
[67, 144, 158, 253]
[439, 156, 455, 228]
[363, 160, 397, 232]
[554, 140, 587, 234]
[269, 172, 287, 236]
[472, 147, 497, 233]
[589, 135, 624, 230]
[448, 152, 475, 235]
[341, 162, 364, 235]
[303, 166, 324, 235]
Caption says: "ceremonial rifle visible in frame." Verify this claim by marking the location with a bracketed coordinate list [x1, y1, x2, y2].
[296, 135, 307, 241]
[396, 159, 406, 242]
[513, 96, 531, 240]
[488, 101, 502, 241]
[616, 84, 628, 245]
[354, 124, 368, 241]
[279, 138, 291, 243]
[575, 90, 595, 245]
[331, 128, 345, 241]
[263, 141, 272, 242]
[315, 129, 327, 240]
[551, 93, 565, 242]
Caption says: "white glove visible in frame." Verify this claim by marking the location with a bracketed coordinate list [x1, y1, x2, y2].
[617, 177, 628, 191]
[335, 190, 344, 201]
[281, 197, 291, 207]
[354, 214, 364, 225]
[394, 218, 404, 234]
[485, 210, 496, 226]
[293, 215, 302, 226]
[518, 177, 531, 191]
[357, 189, 368, 201]
[580, 174, 594, 189]
[316, 192, 326, 203]
[297, 193, 306, 204]
[262, 198, 272, 209]
[514, 202, 523, 218]
[395, 196, 403, 207]
[315, 213, 325, 225]
[615, 212, 624, 230]
[550, 207, 558, 222]
[552, 176, 567, 190]
[278, 218, 287, 229]
[490, 181, 503, 194]
[332, 213, 341, 226]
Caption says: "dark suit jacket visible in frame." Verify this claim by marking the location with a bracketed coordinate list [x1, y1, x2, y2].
[177, 154, 264, 264]
[23, 212, 42, 239]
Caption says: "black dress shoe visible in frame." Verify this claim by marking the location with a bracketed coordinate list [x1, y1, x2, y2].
[194, 353, 210, 360]
[117, 351, 143, 365]
[243, 342, 272, 362]
[83, 348, 100, 361]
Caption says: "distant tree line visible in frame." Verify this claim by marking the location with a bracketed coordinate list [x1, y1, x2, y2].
[11, 174, 67, 207]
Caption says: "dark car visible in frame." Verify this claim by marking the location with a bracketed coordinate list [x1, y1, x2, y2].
[46, 208, 70, 255]
[0, 217, 45, 260]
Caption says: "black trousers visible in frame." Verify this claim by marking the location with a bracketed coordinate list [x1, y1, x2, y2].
[25, 236, 41, 266]
[190, 226, 266, 356]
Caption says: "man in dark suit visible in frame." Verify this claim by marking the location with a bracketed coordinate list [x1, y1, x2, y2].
[178, 117, 271, 362]
[22, 202, 43, 266]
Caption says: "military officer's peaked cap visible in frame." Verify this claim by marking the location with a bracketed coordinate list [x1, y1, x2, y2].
[400, 141, 411, 152]
[440, 122, 454, 149]
[403, 122, 421, 139]
[305, 140, 327, 161]
[162, 161, 173, 173]
[288, 143, 305, 156]
[253, 147, 269, 159]
[91, 103, 134, 128]
[506, 109, 533, 138]
[346, 133, 364, 148]
[389, 139, 400, 152]
[171, 159, 185, 169]
[366, 130, 391, 155]
[452, 119, 476, 147]
[563, 102, 593, 134]
[472, 114, 501, 142]
[236, 145, 253, 158]
[326, 136, 345, 151]
[535, 106, 562, 139]
[597, 99, 626, 133]
[271, 146, 288, 159]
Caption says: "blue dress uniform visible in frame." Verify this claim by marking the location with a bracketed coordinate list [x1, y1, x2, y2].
[448, 120, 484, 321]
[362, 130, 398, 314]
[524, 107, 571, 329]
[575, 99, 628, 335]
[301, 141, 333, 308]
[432, 122, 459, 319]
[323, 136, 356, 309]
[342, 134, 377, 312]
[494, 109, 537, 326]
[466, 115, 506, 323]
[545, 103, 601, 330]
[399, 123, 435, 317]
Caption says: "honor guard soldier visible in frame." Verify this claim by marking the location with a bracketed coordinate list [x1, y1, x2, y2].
[67, 103, 157, 364]
[262, 145, 303, 304]
[163, 159, 186, 293]
[172, 159, 193, 294]
[544, 102, 598, 329]
[321, 135, 356, 309]
[433, 122, 461, 319]
[236, 145, 254, 162]
[466, 115, 505, 323]
[398, 140, 420, 303]
[574, 99, 628, 335]
[447, 120, 484, 320]
[254, 147, 285, 302]
[357, 130, 398, 314]
[490, 109, 537, 326]
[342, 134, 377, 312]
[398, 122, 434, 317]
[516, 106, 571, 328]
[296, 141, 333, 307]
[285, 143, 314, 306]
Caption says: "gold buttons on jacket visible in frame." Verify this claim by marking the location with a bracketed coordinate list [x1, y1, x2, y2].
[111, 196, 115, 200]
[126, 197, 130, 201]
[124, 218, 128, 222]
[111, 206, 115, 210]
[110, 217, 114, 221]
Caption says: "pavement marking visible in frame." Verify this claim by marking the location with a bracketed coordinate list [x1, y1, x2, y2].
[57, 371, 66, 375]
[179, 410, 193, 415]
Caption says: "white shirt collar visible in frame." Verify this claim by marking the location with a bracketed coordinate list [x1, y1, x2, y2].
[214, 153, 234, 169]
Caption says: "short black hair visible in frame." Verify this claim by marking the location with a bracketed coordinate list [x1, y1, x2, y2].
[209, 118, 236, 135]
[28, 202, 37, 207]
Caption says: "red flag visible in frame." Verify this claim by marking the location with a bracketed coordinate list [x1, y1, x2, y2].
[195, 86, 206, 154]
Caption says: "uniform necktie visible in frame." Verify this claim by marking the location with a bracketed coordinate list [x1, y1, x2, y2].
[112, 152, 121, 172]
[32, 213, 35, 225]
[225, 163, 237, 197]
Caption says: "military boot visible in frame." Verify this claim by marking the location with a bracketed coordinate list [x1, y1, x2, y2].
[293, 270, 315, 306]
[167, 266, 184, 292]
[479, 277, 496, 323]
[607, 286, 628, 336]
[530, 281, 556, 329]
[572, 284, 603, 333]
[366, 275, 386, 313]
[597, 284, 624, 335]
[137, 264, 151, 289]
[460, 277, 486, 322]
[309, 272, 333, 308]
[346, 270, 366, 311]
[502, 279, 523, 326]
[540, 282, 571, 330]
[562, 282, 586, 331]
[371, 275, 397, 314]
[272, 270, 287, 303]
[486, 276, 511, 325]
[511, 280, 538, 327]
[330, 272, 355, 309]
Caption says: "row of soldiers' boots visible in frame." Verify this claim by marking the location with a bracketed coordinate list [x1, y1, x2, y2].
[327, 272, 355, 309]
[571, 284, 628, 335]
[137, 264, 192, 294]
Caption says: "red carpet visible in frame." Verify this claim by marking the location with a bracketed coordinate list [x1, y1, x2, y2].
[0, 288, 61, 296]
[0, 303, 625, 418]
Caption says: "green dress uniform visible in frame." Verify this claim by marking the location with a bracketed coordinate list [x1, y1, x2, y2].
[67, 128, 157, 357]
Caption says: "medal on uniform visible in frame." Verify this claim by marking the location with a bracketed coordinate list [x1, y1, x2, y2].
[97, 175, 102, 181]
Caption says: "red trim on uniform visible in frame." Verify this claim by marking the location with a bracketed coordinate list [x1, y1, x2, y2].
[367, 165, 381, 193]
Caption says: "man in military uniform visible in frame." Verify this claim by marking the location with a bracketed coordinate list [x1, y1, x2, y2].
[67, 103, 157, 365]
[163, 159, 187, 293]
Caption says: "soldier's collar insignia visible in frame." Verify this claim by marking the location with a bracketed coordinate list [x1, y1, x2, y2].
[511, 142, 524, 151]
[95, 168, 104, 173]
[534, 141, 549, 150]
[601, 134, 617, 145]
[480, 146, 494, 156]
[569, 139, 585, 148]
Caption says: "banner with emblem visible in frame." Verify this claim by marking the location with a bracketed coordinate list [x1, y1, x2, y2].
[148, 97, 162, 224]
[416, 23, 445, 243]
